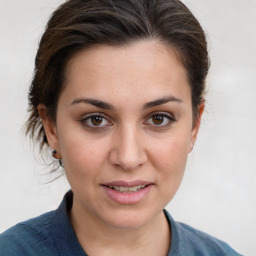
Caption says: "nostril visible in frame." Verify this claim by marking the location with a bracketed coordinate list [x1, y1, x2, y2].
[109, 148, 147, 170]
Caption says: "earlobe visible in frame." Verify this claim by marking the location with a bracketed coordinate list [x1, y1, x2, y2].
[188, 102, 205, 153]
[37, 104, 61, 157]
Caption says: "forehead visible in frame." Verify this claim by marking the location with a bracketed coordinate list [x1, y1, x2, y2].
[62, 40, 191, 105]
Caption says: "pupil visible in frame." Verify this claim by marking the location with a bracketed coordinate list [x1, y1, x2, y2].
[153, 115, 164, 125]
[92, 116, 103, 126]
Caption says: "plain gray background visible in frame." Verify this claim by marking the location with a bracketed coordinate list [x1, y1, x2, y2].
[0, 1, 255, 255]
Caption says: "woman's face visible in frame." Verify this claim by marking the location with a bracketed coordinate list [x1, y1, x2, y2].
[42, 40, 203, 229]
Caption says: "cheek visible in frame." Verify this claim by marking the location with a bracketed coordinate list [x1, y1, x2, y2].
[58, 128, 109, 179]
[152, 133, 190, 167]
[144, 135, 189, 209]
[148, 130, 190, 187]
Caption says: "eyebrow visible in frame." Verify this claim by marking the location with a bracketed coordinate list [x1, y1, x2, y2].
[143, 96, 183, 109]
[70, 95, 183, 110]
[71, 98, 115, 110]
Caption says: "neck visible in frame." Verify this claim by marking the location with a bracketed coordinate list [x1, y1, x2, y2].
[69, 198, 171, 256]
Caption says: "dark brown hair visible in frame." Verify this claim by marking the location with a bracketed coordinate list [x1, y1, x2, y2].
[26, 0, 209, 150]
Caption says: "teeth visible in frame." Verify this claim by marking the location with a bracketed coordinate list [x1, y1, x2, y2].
[108, 185, 147, 192]
[128, 186, 138, 192]
[120, 186, 129, 192]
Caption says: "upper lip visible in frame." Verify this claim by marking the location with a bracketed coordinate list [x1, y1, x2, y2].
[103, 180, 153, 187]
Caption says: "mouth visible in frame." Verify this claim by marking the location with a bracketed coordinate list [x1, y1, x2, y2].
[103, 184, 149, 193]
[102, 180, 153, 204]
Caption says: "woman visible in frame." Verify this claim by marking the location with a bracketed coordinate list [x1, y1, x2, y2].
[0, 0, 242, 255]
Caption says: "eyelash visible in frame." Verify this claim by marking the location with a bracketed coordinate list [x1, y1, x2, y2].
[144, 112, 176, 128]
[80, 112, 176, 129]
[81, 113, 112, 129]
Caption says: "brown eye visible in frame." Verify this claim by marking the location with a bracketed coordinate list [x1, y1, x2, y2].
[91, 116, 103, 126]
[144, 112, 175, 127]
[81, 114, 111, 128]
[152, 114, 164, 125]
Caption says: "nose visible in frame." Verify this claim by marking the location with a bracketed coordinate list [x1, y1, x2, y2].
[109, 126, 148, 171]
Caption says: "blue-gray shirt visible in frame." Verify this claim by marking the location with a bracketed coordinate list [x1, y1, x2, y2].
[0, 191, 242, 255]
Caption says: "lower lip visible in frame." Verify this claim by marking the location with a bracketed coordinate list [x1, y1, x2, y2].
[102, 185, 153, 205]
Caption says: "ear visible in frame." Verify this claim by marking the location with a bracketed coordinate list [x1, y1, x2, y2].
[37, 104, 61, 158]
[188, 102, 205, 153]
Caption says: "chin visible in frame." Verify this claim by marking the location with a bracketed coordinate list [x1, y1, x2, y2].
[100, 207, 159, 230]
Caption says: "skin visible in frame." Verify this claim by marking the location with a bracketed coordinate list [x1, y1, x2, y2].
[39, 40, 204, 256]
